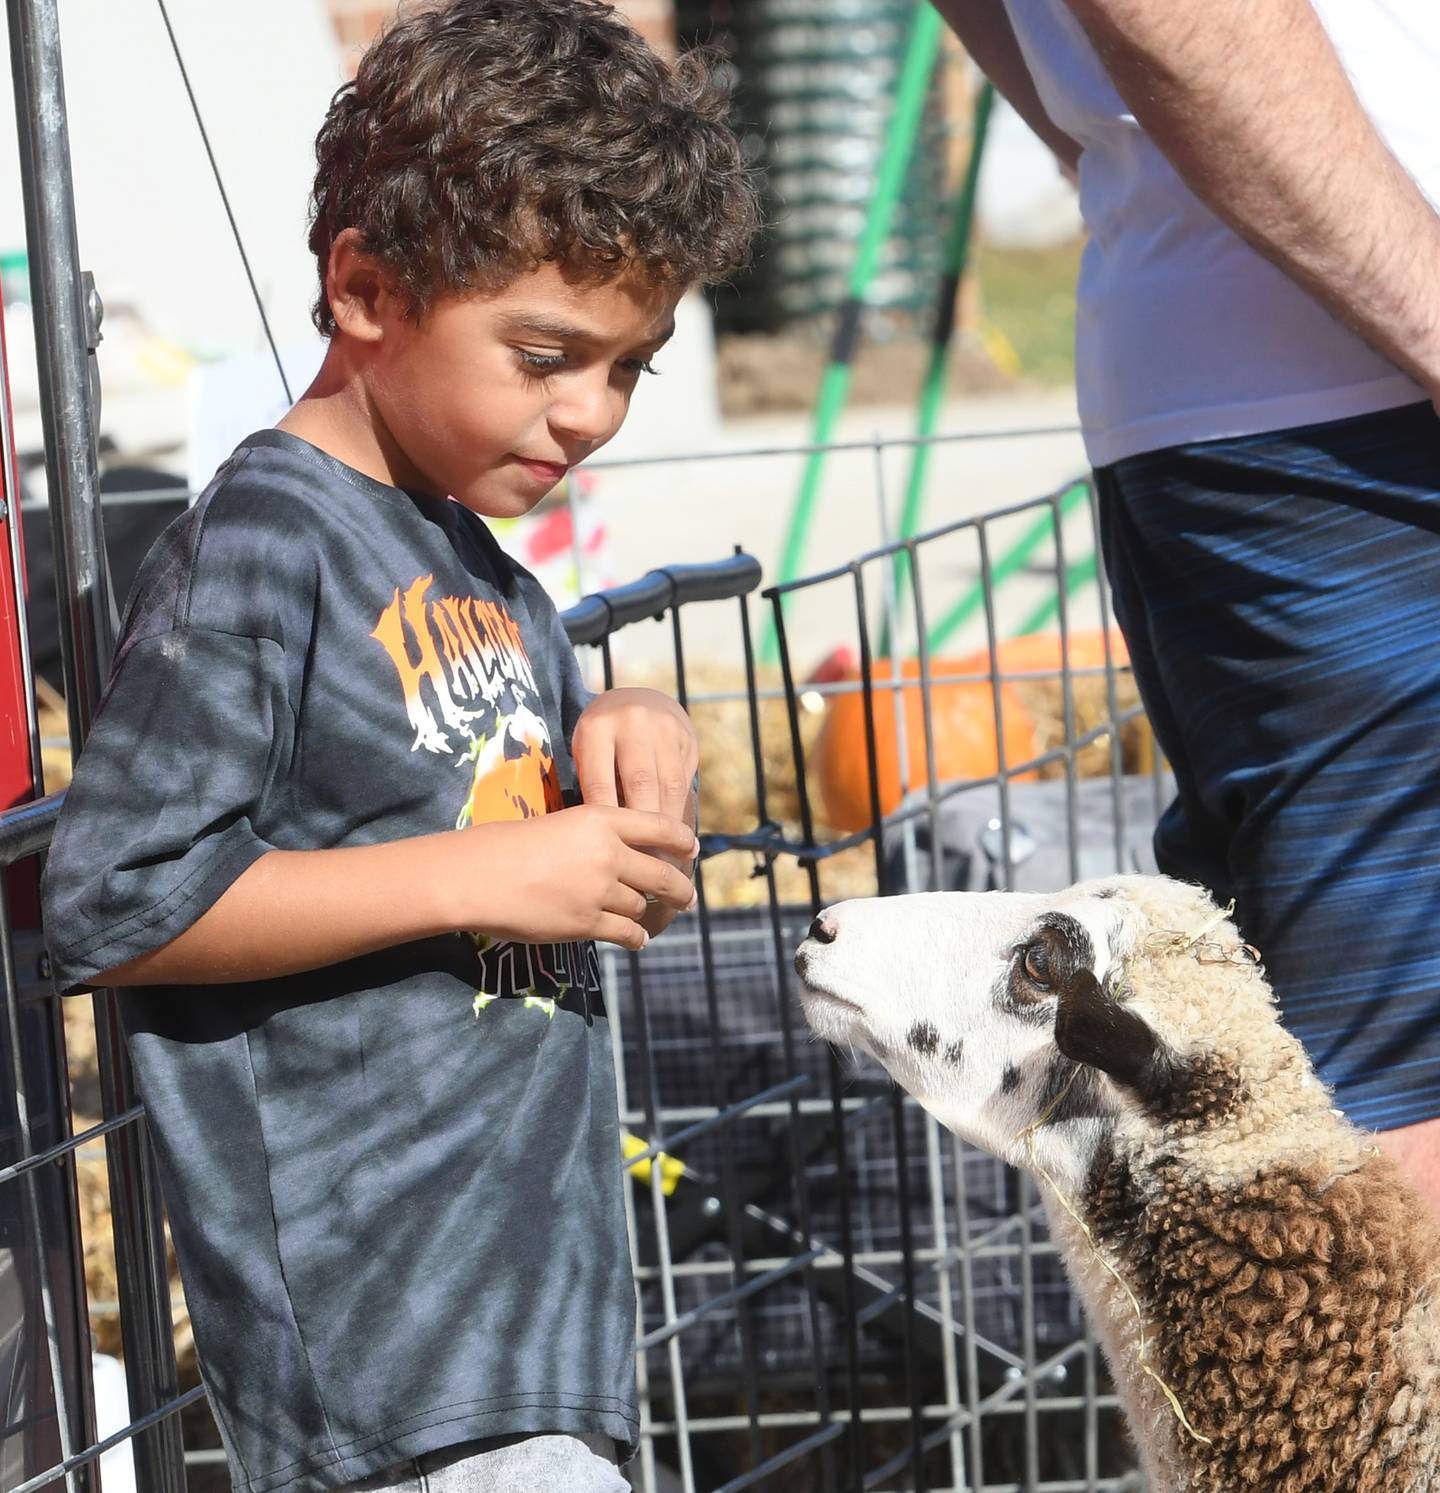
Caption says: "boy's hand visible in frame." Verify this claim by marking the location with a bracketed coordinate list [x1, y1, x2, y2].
[573, 688, 700, 937]
[572, 688, 699, 823]
[461, 806, 697, 952]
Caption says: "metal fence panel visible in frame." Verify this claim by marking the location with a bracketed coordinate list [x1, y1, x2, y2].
[0, 8, 1157, 1480]
[546, 449, 1161, 1489]
[2, 446, 1159, 1493]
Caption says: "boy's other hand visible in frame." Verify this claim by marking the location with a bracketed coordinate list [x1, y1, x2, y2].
[572, 688, 699, 825]
[460, 805, 697, 952]
[573, 687, 700, 938]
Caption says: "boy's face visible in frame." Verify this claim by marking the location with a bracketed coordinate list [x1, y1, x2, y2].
[359, 257, 683, 517]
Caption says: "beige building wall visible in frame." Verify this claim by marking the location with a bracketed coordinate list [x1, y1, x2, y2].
[326, 0, 675, 74]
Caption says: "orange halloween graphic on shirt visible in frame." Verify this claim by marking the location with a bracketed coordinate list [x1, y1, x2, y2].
[370, 574, 563, 824]
[456, 705, 564, 828]
[370, 572, 596, 1007]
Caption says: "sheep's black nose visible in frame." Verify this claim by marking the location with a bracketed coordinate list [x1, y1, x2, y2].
[809, 913, 838, 945]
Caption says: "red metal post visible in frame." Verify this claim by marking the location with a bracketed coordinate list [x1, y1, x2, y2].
[0, 284, 43, 929]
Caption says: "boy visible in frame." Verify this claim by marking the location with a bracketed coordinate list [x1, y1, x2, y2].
[41, 3, 758, 1490]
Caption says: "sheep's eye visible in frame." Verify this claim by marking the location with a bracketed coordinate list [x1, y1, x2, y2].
[1022, 942, 1052, 986]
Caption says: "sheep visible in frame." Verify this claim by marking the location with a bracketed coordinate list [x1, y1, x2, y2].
[793, 873, 1440, 1493]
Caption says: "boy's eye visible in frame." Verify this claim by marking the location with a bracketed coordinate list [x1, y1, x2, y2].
[517, 349, 569, 374]
[516, 350, 659, 378]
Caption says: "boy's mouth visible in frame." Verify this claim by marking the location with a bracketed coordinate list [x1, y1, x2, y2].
[513, 455, 570, 485]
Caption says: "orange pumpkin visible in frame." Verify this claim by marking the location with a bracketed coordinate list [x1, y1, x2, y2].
[811, 631, 1130, 833]
[952, 628, 1130, 679]
[813, 657, 1036, 833]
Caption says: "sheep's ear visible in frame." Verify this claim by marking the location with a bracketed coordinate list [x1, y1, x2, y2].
[1054, 968, 1172, 1105]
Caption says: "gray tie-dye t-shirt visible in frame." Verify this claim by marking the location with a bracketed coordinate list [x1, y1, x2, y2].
[42, 430, 637, 1493]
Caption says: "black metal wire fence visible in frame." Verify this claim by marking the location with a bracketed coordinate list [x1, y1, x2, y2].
[3, 436, 1167, 1493]
[1, 1, 1166, 1486]
[569, 454, 1164, 1493]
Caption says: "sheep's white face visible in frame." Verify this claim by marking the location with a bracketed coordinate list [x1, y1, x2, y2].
[793, 874, 1273, 1187]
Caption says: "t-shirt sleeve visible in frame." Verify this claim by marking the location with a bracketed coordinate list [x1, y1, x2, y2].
[41, 625, 294, 993]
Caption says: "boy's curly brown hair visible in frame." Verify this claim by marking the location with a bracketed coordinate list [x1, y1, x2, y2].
[308, 0, 759, 334]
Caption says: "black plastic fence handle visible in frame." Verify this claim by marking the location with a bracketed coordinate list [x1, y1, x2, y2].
[561, 553, 762, 647]
[0, 792, 65, 869]
[658, 555, 765, 605]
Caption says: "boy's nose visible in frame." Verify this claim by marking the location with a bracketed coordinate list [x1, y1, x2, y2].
[551, 377, 617, 445]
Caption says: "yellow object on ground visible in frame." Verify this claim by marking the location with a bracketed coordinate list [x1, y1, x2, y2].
[621, 1132, 685, 1196]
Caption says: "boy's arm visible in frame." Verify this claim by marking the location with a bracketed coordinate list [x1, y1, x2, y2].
[933, 0, 1082, 169]
[97, 806, 698, 986]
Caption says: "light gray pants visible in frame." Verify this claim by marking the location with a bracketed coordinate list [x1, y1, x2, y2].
[347, 1434, 629, 1492]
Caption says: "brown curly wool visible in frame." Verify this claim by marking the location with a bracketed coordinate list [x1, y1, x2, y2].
[1086, 1140, 1440, 1490]
[1139, 1049, 1246, 1130]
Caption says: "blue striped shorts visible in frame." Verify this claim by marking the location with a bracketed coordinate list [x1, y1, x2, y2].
[1097, 400, 1440, 1132]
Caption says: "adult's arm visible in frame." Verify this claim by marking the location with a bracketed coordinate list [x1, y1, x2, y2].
[1064, 0, 1440, 401]
[932, 0, 1081, 169]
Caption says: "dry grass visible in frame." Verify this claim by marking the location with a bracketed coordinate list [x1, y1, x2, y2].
[1016, 669, 1150, 783]
[36, 675, 74, 792]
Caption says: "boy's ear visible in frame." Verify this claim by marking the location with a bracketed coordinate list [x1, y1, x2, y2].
[1053, 966, 1172, 1105]
[327, 229, 391, 344]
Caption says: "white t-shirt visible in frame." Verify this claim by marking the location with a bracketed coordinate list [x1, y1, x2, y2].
[999, 0, 1440, 465]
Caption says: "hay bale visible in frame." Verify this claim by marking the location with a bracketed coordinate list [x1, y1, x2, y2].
[63, 999, 193, 1372]
[1013, 670, 1151, 780]
[36, 676, 73, 792]
[677, 659, 1153, 910]
[615, 662, 882, 909]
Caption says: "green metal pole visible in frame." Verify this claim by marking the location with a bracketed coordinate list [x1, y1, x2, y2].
[882, 79, 995, 656]
[761, 0, 946, 664]
[924, 479, 1090, 655]
[1012, 551, 1099, 637]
